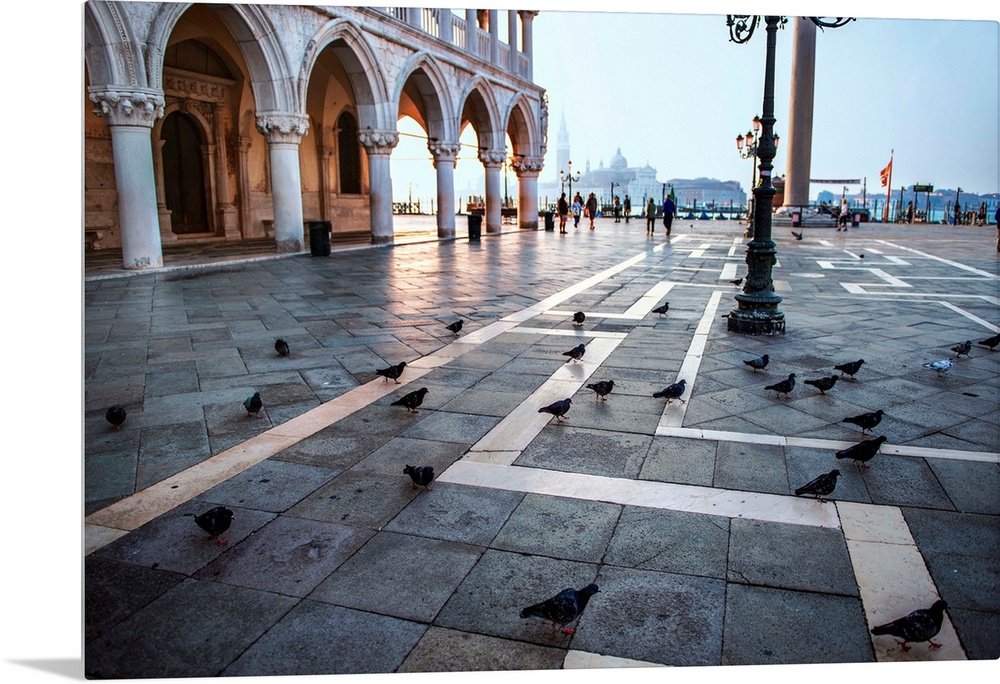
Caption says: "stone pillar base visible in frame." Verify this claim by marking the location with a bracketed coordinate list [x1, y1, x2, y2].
[158, 209, 177, 242]
[725, 307, 786, 335]
[218, 206, 240, 239]
[371, 234, 393, 245]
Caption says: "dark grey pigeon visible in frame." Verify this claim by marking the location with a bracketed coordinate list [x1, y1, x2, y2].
[572, 311, 586, 326]
[871, 600, 948, 651]
[743, 354, 769, 372]
[834, 359, 864, 378]
[977, 332, 1000, 350]
[951, 340, 971, 358]
[404, 464, 434, 491]
[794, 469, 841, 503]
[804, 375, 838, 394]
[376, 361, 407, 384]
[446, 320, 463, 335]
[791, 230, 803, 240]
[520, 584, 599, 635]
[538, 398, 572, 422]
[563, 344, 586, 363]
[843, 409, 884, 434]
[586, 379, 615, 401]
[730, 277, 743, 287]
[274, 338, 290, 356]
[244, 392, 263, 419]
[391, 387, 429, 413]
[106, 405, 127, 430]
[651, 302, 669, 316]
[193, 506, 234, 545]
[764, 373, 796, 398]
[653, 378, 686, 404]
[835, 435, 887, 469]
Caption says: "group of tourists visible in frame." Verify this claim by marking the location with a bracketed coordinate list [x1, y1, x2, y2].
[555, 192, 675, 236]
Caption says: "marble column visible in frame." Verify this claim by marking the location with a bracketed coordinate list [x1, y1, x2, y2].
[479, 149, 505, 234]
[465, 9, 477, 55]
[256, 113, 309, 253]
[317, 141, 333, 221]
[212, 103, 239, 238]
[359, 129, 399, 244]
[429, 141, 461, 239]
[520, 11, 537, 80]
[151, 138, 176, 242]
[785, 17, 817, 211]
[513, 156, 544, 230]
[89, 88, 165, 269]
[508, 10, 518, 73]
[237, 136, 253, 238]
[489, 10, 499, 65]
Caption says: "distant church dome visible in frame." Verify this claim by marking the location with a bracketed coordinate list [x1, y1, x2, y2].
[610, 147, 628, 171]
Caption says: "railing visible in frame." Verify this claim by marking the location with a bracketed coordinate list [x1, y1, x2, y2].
[476, 27, 491, 59]
[421, 8, 440, 39]
[516, 52, 529, 78]
[385, 7, 406, 21]
[452, 15, 467, 50]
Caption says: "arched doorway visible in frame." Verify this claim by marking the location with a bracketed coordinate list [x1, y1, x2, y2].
[161, 111, 210, 234]
[337, 111, 361, 194]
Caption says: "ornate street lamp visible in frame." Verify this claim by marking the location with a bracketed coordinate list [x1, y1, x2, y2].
[735, 116, 779, 238]
[724, 15, 853, 336]
[559, 161, 581, 200]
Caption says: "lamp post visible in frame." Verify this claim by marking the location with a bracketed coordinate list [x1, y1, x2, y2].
[724, 14, 853, 336]
[735, 116, 779, 239]
[559, 161, 581, 200]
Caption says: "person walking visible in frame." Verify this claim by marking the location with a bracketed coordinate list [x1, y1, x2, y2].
[623, 195, 631, 224]
[646, 197, 657, 234]
[906, 201, 914, 224]
[613, 195, 621, 223]
[662, 195, 676, 237]
[586, 193, 598, 230]
[977, 202, 987, 226]
[557, 192, 569, 234]
[837, 197, 850, 231]
[571, 193, 583, 229]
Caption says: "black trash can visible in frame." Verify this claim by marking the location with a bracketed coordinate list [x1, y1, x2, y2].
[307, 220, 331, 256]
[543, 211, 554, 231]
[467, 214, 482, 241]
[852, 213, 860, 228]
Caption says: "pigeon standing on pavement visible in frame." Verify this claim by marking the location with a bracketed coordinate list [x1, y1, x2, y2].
[804, 375, 838, 394]
[923, 358, 954, 376]
[586, 380, 615, 401]
[835, 435, 888, 469]
[404, 464, 434, 491]
[446, 320, 463, 335]
[651, 302, 669, 316]
[834, 359, 865, 378]
[743, 354, 769, 372]
[730, 277, 743, 287]
[977, 332, 1000, 350]
[653, 378, 687, 404]
[274, 338, 290, 357]
[244, 392, 263, 419]
[871, 600, 949, 651]
[538, 398, 572, 422]
[572, 311, 586, 326]
[193, 506, 234, 545]
[376, 361, 407, 384]
[106, 405, 127, 430]
[520, 584, 600, 635]
[764, 373, 796, 398]
[951, 340, 972, 358]
[843, 409, 884, 434]
[794, 469, 841, 503]
[391, 387, 429, 413]
[563, 344, 586, 363]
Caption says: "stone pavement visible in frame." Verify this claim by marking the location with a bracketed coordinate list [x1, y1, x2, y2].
[82, 217, 999, 678]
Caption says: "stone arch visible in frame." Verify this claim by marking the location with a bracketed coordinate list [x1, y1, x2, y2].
[84, 1, 149, 87]
[393, 52, 456, 143]
[458, 76, 502, 152]
[504, 93, 539, 158]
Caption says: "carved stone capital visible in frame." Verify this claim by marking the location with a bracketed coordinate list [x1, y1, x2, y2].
[511, 155, 545, 178]
[255, 113, 310, 144]
[478, 149, 506, 167]
[358, 129, 399, 155]
[428, 141, 462, 161]
[89, 88, 165, 128]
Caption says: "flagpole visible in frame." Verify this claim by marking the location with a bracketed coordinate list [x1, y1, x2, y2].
[882, 150, 893, 222]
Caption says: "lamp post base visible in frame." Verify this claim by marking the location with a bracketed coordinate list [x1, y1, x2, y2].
[726, 305, 785, 335]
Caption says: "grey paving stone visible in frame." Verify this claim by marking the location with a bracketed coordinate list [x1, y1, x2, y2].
[85, 556, 186, 644]
[721, 583, 874, 665]
[859, 455, 956, 510]
[285, 470, 418, 529]
[135, 421, 211, 490]
[85, 578, 298, 679]
[384, 482, 523, 546]
[491, 494, 621, 563]
[397, 626, 566, 672]
[272, 427, 394, 470]
[713, 441, 789, 495]
[604, 506, 729, 579]
[400, 410, 502, 444]
[784, 445, 872, 504]
[438, 387, 531, 417]
[926, 459, 1000, 515]
[351, 436, 469, 478]
[516, 425, 652, 479]
[561, 397, 663, 434]
[310, 531, 482, 622]
[727, 518, 859, 596]
[639, 436, 717, 486]
[949, 607, 1000, 660]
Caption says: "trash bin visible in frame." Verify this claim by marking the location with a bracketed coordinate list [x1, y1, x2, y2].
[543, 211, 554, 231]
[792, 211, 801, 227]
[307, 220, 331, 256]
[467, 213, 482, 241]
[852, 213, 860, 227]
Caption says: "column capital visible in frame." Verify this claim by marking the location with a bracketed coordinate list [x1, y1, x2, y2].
[255, 113, 310, 144]
[428, 140, 462, 166]
[478, 149, 506, 168]
[511, 155, 544, 178]
[358, 129, 399, 155]
[89, 88, 165, 128]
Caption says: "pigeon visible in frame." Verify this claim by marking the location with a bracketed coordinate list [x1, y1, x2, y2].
[764, 373, 796, 398]
[403, 464, 434, 491]
[446, 320, 463, 335]
[586, 380, 615, 401]
[376, 361, 407, 384]
[563, 344, 586, 363]
[572, 311, 586, 326]
[843, 409, 884, 434]
[871, 600, 948, 651]
[743, 354, 769, 372]
[274, 338, 290, 357]
[653, 379, 687, 404]
[105, 405, 127, 430]
[951, 340, 971, 358]
[520, 584, 600, 635]
[730, 277, 743, 287]
[834, 359, 865, 378]
[835, 435, 887, 469]
[791, 230, 803, 240]
[978, 332, 1000, 350]
[923, 358, 954, 376]
[391, 387, 428, 413]
[538, 398, 572, 422]
[794, 469, 841, 503]
[193, 506, 234, 545]
[243, 391, 263, 419]
[651, 302, 669, 316]
[804, 375, 838, 394]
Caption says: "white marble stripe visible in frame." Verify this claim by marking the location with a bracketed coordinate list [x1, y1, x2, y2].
[938, 301, 1000, 332]
[437, 460, 841, 529]
[720, 261, 738, 280]
[877, 240, 1000, 278]
[882, 255, 910, 265]
[510, 327, 628, 339]
[563, 651, 667, 669]
[866, 247, 884, 254]
[868, 268, 912, 287]
[621, 281, 675, 318]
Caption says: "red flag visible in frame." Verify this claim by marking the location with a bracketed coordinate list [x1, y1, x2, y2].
[880, 158, 892, 187]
